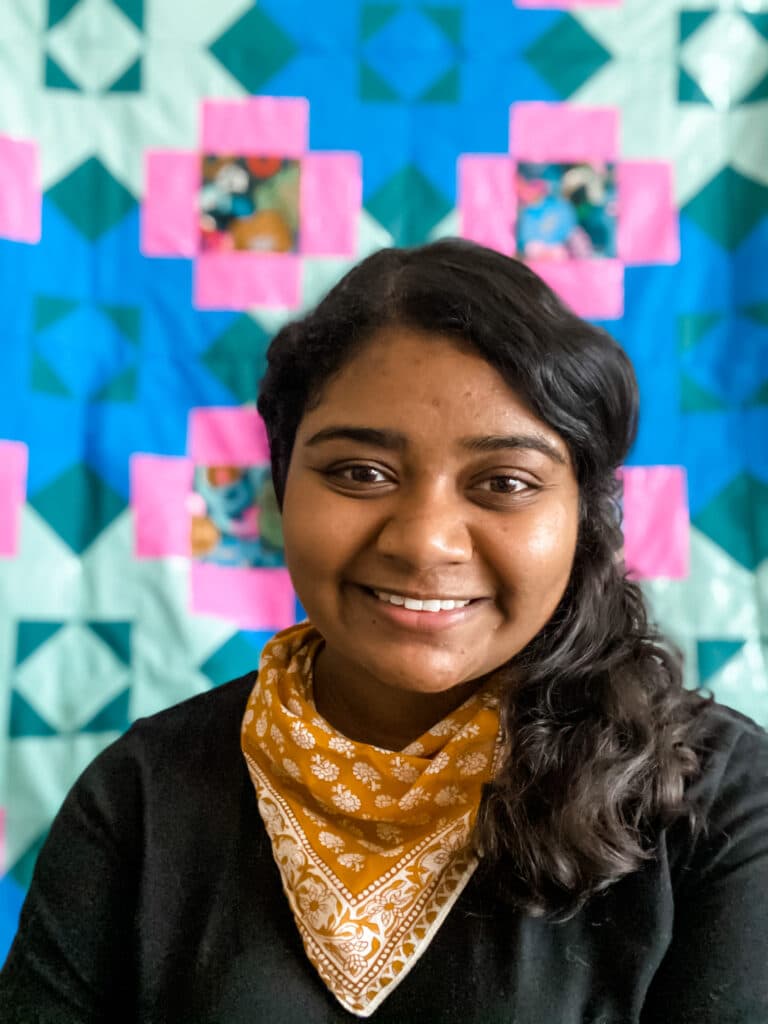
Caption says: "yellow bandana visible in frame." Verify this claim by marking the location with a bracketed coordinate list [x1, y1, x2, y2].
[241, 622, 501, 1018]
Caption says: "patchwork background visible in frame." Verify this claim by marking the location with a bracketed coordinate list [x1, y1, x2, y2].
[1, 0, 767, 958]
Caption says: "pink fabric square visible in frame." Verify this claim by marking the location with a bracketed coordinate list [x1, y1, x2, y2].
[458, 155, 516, 256]
[299, 152, 361, 256]
[511, 104, 619, 162]
[130, 454, 194, 558]
[617, 162, 679, 265]
[621, 466, 689, 579]
[142, 151, 200, 257]
[0, 440, 27, 557]
[190, 564, 295, 629]
[188, 407, 270, 466]
[201, 97, 309, 158]
[0, 136, 41, 243]
[527, 258, 624, 319]
[194, 251, 301, 310]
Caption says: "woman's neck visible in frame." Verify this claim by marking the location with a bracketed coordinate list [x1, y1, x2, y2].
[311, 645, 482, 751]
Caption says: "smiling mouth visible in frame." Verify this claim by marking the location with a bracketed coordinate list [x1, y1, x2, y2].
[371, 590, 472, 613]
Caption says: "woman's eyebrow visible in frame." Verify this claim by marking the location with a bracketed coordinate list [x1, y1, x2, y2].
[304, 425, 565, 464]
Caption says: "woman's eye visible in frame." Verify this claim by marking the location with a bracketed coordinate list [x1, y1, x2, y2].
[330, 464, 391, 485]
[476, 476, 531, 495]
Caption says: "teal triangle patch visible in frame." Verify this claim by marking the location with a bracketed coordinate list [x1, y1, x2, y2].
[106, 57, 142, 93]
[360, 3, 398, 41]
[9, 690, 58, 738]
[678, 67, 711, 105]
[16, 621, 64, 666]
[677, 312, 721, 353]
[99, 304, 140, 343]
[29, 463, 126, 555]
[210, 8, 297, 94]
[47, 158, 137, 241]
[746, 379, 768, 407]
[745, 12, 768, 39]
[365, 164, 452, 245]
[112, 0, 143, 29]
[693, 473, 768, 570]
[680, 374, 726, 412]
[419, 65, 460, 103]
[683, 166, 768, 251]
[44, 54, 81, 91]
[200, 633, 263, 686]
[742, 302, 768, 326]
[81, 688, 131, 733]
[423, 6, 462, 44]
[47, 0, 80, 29]
[524, 15, 611, 99]
[34, 295, 80, 332]
[9, 832, 49, 889]
[696, 639, 746, 683]
[359, 62, 401, 101]
[30, 350, 72, 397]
[202, 315, 271, 404]
[740, 72, 768, 105]
[679, 10, 713, 44]
[92, 366, 137, 402]
[87, 621, 132, 665]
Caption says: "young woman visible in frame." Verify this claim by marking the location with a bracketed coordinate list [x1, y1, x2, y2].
[3, 240, 767, 1022]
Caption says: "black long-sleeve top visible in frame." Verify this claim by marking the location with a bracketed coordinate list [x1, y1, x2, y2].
[2, 673, 767, 1023]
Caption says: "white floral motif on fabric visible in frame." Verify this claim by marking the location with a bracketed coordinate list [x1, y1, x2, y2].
[241, 622, 501, 1018]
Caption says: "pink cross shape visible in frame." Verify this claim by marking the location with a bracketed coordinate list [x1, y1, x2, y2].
[0, 441, 28, 557]
[0, 136, 41, 244]
[458, 102, 678, 319]
[131, 408, 295, 629]
[141, 96, 362, 310]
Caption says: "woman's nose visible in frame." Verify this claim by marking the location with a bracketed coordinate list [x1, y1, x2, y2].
[375, 491, 473, 567]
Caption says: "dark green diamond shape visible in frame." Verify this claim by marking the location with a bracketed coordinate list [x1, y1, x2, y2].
[682, 166, 768, 251]
[202, 315, 272, 404]
[365, 164, 452, 246]
[29, 462, 126, 554]
[46, 158, 136, 241]
[210, 7, 297, 94]
[692, 473, 768, 570]
[524, 14, 612, 99]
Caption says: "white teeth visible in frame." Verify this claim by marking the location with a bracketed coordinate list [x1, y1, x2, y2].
[373, 591, 470, 612]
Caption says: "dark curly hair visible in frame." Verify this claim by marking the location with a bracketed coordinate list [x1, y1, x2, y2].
[257, 238, 713, 921]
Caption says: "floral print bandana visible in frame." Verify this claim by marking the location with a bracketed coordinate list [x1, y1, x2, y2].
[240, 622, 501, 1017]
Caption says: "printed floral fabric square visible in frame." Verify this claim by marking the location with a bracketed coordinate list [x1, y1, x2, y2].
[515, 162, 617, 260]
[190, 465, 284, 568]
[199, 156, 301, 253]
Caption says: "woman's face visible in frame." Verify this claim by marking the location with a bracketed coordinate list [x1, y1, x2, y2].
[281, 326, 579, 697]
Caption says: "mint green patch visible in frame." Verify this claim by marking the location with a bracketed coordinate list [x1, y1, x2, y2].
[696, 638, 746, 683]
[44, 54, 80, 90]
[30, 351, 72, 397]
[682, 166, 768, 251]
[81, 687, 130, 733]
[677, 312, 721, 353]
[47, 158, 137, 240]
[365, 164, 452, 246]
[29, 463, 126, 555]
[106, 56, 142, 92]
[87, 620, 132, 665]
[693, 473, 768, 571]
[360, 3, 398, 41]
[9, 691, 57, 738]
[524, 15, 611, 99]
[209, 7, 297, 93]
[359, 62, 401, 102]
[15, 621, 65, 667]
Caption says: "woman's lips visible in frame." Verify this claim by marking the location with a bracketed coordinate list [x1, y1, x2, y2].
[355, 585, 486, 633]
